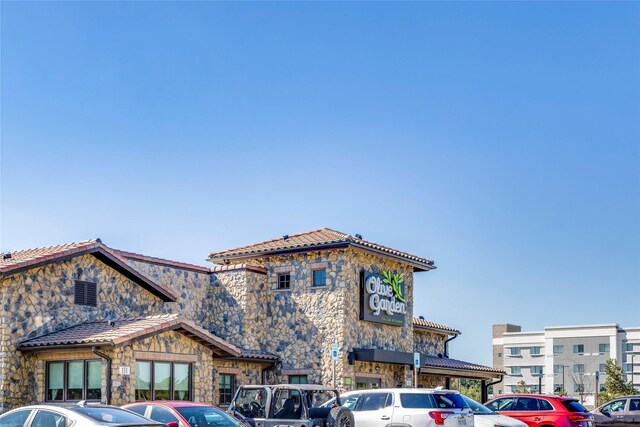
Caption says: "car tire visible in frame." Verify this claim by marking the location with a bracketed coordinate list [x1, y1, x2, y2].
[327, 406, 354, 427]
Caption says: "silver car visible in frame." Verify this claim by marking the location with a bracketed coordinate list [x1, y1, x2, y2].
[0, 402, 164, 427]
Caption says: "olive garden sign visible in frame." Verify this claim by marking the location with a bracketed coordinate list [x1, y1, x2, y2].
[360, 270, 407, 326]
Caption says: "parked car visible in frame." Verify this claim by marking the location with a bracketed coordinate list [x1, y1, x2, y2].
[321, 388, 474, 427]
[484, 394, 594, 427]
[227, 384, 354, 427]
[0, 402, 163, 427]
[461, 395, 527, 427]
[122, 401, 247, 427]
[591, 395, 640, 425]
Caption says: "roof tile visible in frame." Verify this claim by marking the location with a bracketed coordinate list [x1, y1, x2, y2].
[413, 318, 461, 334]
[208, 228, 434, 271]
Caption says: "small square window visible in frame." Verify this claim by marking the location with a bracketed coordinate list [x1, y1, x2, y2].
[74, 281, 97, 307]
[599, 364, 606, 373]
[574, 364, 584, 373]
[530, 347, 541, 355]
[277, 274, 291, 290]
[510, 347, 521, 356]
[599, 343, 610, 353]
[573, 344, 584, 354]
[312, 269, 326, 287]
[553, 345, 564, 354]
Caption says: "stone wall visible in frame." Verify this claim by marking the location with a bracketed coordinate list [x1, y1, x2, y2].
[0, 255, 170, 411]
[216, 248, 426, 391]
[414, 329, 447, 357]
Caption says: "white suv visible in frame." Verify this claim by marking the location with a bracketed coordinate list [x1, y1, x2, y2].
[323, 388, 474, 427]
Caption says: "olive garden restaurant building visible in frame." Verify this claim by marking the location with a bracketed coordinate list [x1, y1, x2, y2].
[0, 229, 503, 413]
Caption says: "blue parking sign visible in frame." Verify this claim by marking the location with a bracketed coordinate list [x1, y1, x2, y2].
[414, 352, 420, 368]
[332, 343, 339, 361]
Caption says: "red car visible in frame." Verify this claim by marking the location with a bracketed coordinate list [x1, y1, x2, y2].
[484, 395, 594, 427]
[122, 401, 247, 427]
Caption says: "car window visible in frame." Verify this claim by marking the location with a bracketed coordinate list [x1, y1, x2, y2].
[629, 399, 640, 412]
[400, 393, 466, 409]
[232, 388, 267, 418]
[538, 399, 554, 411]
[32, 411, 66, 427]
[125, 405, 149, 417]
[562, 401, 588, 413]
[462, 396, 495, 415]
[355, 393, 393, 411]
[149, 407, 179, 424]
[486, 397, 516, 412]
[602, 400, 627, 412]
[176, 406, 245, 427]
[341, 394, 361, 410]
[70, 407, 153, 423]
[512, 398, 539, 411]
[0, 410, 32, 427]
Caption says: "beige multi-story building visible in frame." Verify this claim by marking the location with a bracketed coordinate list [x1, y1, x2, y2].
[493, 323, 640, 408]
[0, 228, 504, 412]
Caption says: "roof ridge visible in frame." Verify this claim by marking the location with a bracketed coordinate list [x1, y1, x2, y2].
[1, 239, 100, 256]
[112, 248, 210, 273]
[207, 228, 347, 258]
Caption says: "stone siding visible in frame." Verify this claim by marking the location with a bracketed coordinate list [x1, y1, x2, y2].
[0, 255, 170, 411]
[414, 329, 447, 357]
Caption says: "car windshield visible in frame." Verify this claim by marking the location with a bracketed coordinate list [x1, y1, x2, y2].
[562, 401, 588, 413]
[463, 396, 495, 415]
[176, 406, 245, 427]
[71, 407, 154, 424]
[400, 393, 467, 409]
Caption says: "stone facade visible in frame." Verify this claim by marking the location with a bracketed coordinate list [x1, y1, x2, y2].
[0, 238, 456, 412]
[0, 255, 170, 411]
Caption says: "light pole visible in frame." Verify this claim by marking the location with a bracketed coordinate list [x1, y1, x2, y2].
[561, 365, 569, 396]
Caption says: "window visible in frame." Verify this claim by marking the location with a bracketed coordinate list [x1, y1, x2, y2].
[149, 406, 179, 424]
[0, 410, 32, 427]
[531, 366, 543, 375]
[125, 405, 149, 416]
[574, 364, 584, 374]
[529, 385, 539, 393]
[510, 366, 521, 375]
[553, 345, 564, 354]
[135, 361, 191, 401]
[574, 384, 584, 393]
[599, 343, 610, 353]
[497, 352, 502, 357]
[512, 397, 539, 411]
[599, 364, 606, 373]
[573, 344, 584, 354]
[601, 399, 626, 412]
[74, 281, 97, 306]
[530, 347, 541, 355]
[554, 384, 563, 393]
[312, 269, 326, 287]
[485, 397, 516, 412]
[510, 347, 521, 356]
[288, 375, 308, 384]
[277, 273, 291, 290]
[32, 411, 67, 427]
[46, 360, 102, 401]
[219, 374, 235, 405]
[623, 343, 634, 352]
[539, 399, 554, 410]
[356, 393, 393, 411]
[624, 363, 633, 373]
[554, 365, 563, 374]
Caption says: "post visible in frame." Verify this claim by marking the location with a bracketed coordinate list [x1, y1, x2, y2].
[538, 373, 542, 394]
[333, 360, 336, 387]
[595, 371, 599, 407]
[414, 352, 420, 388]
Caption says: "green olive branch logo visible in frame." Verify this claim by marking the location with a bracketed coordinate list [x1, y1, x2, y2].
[382, 270, 406, 303]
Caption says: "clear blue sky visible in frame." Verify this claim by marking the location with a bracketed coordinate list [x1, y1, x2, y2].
[2, 1, 639, 366]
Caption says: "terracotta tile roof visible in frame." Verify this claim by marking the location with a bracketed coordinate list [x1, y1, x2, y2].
[1, 240, 178, 301]
[237, 349, 280, 362]
[210, 263, 267, 274]
[0, 240, 177, 302]
[113, 249, 212, 274]
[208, 228, 435, 271]
[422, 355, 505, 374]
[413, 318, 461, 335]
[18, 314, 241, 357]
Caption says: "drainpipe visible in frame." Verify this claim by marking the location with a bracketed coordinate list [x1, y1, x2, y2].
[443, 334, 459, 389]
[483, 376, 503, 403]
[92, 347, 112, 405]
[444, 334, 459, 358]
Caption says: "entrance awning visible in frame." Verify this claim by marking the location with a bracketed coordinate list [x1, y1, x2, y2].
[350, 348, 415, 365]
[419, 355, 504, 380]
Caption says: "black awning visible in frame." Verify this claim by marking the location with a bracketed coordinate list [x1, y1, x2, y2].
[350, 348, 414, 365]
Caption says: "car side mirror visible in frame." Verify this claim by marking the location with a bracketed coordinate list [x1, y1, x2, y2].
[166, 421, 179, 427]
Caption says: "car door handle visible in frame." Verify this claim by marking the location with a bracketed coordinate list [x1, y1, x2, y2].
[381, 415, 391, 420]
[534, 418, 541, 421]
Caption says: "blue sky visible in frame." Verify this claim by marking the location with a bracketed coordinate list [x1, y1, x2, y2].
[2, 1, 639, 366]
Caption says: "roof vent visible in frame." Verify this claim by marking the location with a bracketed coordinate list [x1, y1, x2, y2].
[96, 238, 102, 243]
[283, 234, 289, 240]
[355, 233, 362, 239]
[419, 315, 425, 320]
[3, 253, 11, 260]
